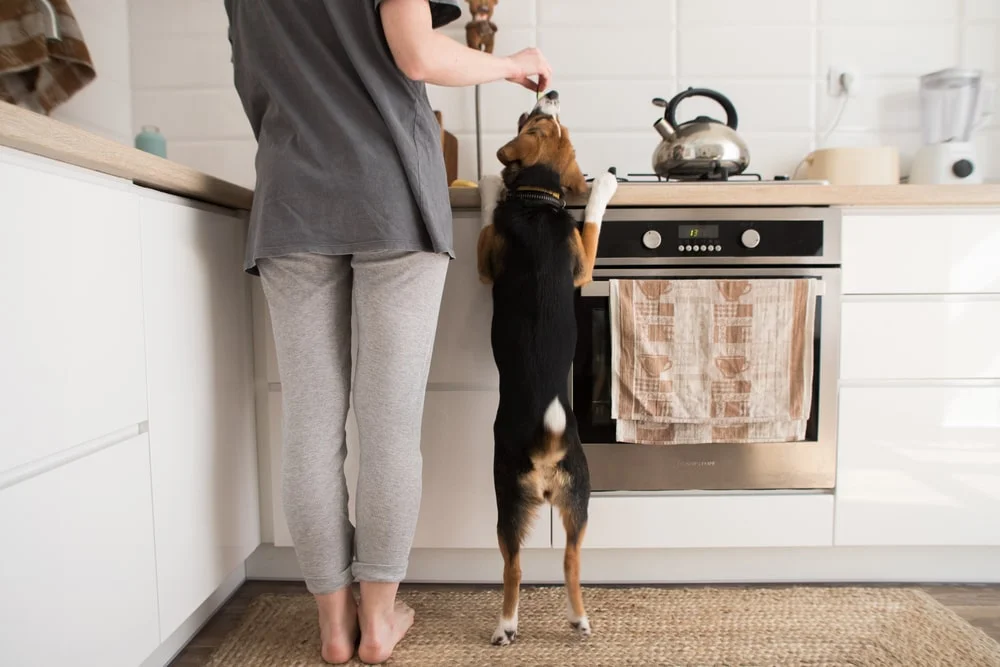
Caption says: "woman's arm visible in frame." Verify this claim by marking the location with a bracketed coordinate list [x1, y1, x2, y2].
[379, 0, 551, 91]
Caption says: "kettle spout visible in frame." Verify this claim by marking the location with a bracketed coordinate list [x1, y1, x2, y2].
[654, 118, 675, 141]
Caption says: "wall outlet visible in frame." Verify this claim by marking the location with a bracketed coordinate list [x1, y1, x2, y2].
[827, 67, 858, 97]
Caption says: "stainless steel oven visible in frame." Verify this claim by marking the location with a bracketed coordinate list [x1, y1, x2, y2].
[572, 207, 841, 492]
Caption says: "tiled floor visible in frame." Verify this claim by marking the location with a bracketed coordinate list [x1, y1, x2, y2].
[169, 581, 1000, 666]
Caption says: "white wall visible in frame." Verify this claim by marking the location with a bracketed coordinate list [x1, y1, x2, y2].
[128, 0, 254, 187]
[50, 0, 133, 144]
[128, 0, 1000, 187]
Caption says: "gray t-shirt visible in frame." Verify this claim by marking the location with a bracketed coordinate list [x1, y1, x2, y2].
[224, 0, 461, 274]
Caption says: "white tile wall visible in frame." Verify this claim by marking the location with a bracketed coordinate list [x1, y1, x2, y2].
[50, 0, 133, 144]
[126, 0, 1000, 187]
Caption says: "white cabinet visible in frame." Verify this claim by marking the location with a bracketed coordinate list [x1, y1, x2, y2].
[413, 390, 551, 549]
[427, 212, 498, 387]
[835, 386, 1000, 546]
[0, 435, 160, 667]
[555, 494, 834, 549]
[138, 191, 260, 638]
[0, 155, 147, 473]
[841, 298, 1000, 380]
[843, 212, 1000, 294]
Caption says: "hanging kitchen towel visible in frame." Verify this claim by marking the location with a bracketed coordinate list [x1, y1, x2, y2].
[0, 0, 95, 113]
[609, 278, 817, 445]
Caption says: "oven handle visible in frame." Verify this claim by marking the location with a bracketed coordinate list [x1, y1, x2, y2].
[581, 269, 838, 298]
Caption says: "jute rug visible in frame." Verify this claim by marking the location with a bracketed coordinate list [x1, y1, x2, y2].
[204, 586, 1000, 666]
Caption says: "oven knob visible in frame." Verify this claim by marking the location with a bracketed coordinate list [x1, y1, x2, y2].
[642, 230, 662, 250]
[741, 228, 761, 249]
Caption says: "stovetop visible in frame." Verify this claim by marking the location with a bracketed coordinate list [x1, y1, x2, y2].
[585, 168, 829, 185]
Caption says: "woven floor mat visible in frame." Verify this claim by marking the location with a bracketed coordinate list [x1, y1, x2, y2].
[204, 585, 1000, 666]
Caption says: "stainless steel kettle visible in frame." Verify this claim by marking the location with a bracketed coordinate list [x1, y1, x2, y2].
[651, 88, 750, 180]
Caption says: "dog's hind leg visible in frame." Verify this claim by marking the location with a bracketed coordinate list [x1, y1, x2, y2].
[560, 505, 591, 637]
[492, 497, 537, 646]
[493, 525, 521, 646]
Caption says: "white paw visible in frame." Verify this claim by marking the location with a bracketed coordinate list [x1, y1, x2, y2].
[584, 170, 618, 226]
[570, 614, 592, 637]
[479, 175, 504, 208]
[567, 599, 592, 637]
[592, 171, 619, 201]
[491, 615, 518, 646]
[479, 174, 505, 228]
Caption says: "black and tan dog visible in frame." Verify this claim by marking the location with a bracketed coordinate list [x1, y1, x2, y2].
[477, 91, 618, 646]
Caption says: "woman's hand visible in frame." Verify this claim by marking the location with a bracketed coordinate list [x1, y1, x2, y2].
[380, 0, 554, 89]
[504, 48, 552, 93]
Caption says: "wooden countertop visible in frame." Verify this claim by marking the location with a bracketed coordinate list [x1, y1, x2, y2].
[0, 102, 254, 211]
[5, 101, 1000, 212]
[448, 181, 1000, 209]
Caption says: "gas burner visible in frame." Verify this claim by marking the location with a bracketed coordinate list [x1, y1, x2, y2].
[584, 167, 818, 184]
[626, 171, 767, 183]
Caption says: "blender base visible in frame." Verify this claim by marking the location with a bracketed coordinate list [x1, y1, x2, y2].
[910, 142, 984, 185]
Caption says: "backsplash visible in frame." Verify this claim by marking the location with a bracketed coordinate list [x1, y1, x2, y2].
[49, 0, 132, 144]
[128, 0, 999, 187]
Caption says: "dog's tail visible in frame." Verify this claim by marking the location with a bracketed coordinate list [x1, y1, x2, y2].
[543, 396, 567, 453]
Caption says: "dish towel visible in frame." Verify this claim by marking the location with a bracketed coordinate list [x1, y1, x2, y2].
[610, 278, 818, 445]
[0, 0, 95, 113]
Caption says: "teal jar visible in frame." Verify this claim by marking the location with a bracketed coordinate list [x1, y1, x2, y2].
[134, 125, 167, 158]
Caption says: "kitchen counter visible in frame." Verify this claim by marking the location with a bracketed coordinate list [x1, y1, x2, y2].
[449, 181, 1000, 209]
[0, 101, 254, 211]
[5, 101, 1000, 212]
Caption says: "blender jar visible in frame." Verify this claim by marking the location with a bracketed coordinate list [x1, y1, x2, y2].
[919, 68, 982, 144]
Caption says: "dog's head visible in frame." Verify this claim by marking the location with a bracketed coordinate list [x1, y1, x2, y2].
[496, 91, 587, 196]
[466, 0, 497, 21]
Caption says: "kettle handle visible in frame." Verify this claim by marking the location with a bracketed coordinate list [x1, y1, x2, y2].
[666, 88, 739, 130]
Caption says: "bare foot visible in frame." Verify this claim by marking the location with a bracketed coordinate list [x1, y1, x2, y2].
[357, 599, 415, 665]
[316, 588, 359, 664]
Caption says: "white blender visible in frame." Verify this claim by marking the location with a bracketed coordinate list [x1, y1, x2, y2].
[910, 68, 988, 185]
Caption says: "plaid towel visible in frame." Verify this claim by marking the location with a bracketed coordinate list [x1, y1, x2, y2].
[610, 278, 818, 445]
[0, 0, 95, 113]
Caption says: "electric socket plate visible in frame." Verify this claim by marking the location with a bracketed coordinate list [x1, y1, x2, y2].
[827, 67, 858, 97]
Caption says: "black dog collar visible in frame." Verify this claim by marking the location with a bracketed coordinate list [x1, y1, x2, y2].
[506, 185, 565, 209]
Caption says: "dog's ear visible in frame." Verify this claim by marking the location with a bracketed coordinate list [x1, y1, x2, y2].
[562, 159, 587, 195]
[516, 112, 529, 132]
[497, 132, 540, 167]
[563, 162, 587, 195]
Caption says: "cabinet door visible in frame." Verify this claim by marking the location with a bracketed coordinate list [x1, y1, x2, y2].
[412, 390, 551, 549]
[138, 192, 259, 638]
[0, 154, 146, 473]
[843, 212, 1000, 294]
[841, 298, 1000, 380]
[427, 212, 499, 387]
[836, 385, 1000, 546]
[0, 435, 159, 666]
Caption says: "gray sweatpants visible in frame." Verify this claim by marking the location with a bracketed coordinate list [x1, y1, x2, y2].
[259, 251, 448, 594]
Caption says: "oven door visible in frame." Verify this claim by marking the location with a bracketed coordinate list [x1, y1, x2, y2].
[572, 267, 841, 492]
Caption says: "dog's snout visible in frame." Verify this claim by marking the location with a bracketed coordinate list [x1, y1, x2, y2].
[545, 90, 559, 101]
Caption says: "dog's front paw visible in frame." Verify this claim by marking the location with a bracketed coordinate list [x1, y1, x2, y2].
[491, 616, 518, 646]
[479, 174, 504, 208]
[584, 170, 618, 225]
[592, 171, 619, 201]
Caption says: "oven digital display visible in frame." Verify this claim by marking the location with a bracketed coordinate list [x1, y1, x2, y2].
[678, 224, 719, 239]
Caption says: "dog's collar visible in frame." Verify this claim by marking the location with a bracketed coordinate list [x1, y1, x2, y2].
[506, 185, 565, 209]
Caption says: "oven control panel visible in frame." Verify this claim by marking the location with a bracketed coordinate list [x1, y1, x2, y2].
[591, 213, 834, 263]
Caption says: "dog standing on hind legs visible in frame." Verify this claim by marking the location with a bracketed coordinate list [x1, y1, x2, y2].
[476, 90, 619, 646]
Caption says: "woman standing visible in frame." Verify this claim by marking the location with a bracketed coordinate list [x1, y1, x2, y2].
[224, 0, 552, 663]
